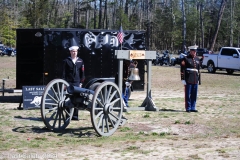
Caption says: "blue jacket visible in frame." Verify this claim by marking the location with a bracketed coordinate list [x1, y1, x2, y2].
[62, 57, 85, 86]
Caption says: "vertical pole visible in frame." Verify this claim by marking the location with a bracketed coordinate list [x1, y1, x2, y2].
[147, 60, 151, 97]
[182, 0, 186, 51]
[118, 59, 123, 94]
[146, 0, 150, 50]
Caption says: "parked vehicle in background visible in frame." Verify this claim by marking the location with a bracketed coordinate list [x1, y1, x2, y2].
[202, 47, 240, 74]
[153, 52, 160, 65]
[197, 48, 209, 57]
[159, 50, 170, 66]
[196, 48, 209, 68]
[0, 44, 4, 53]
[170, 51, 187, 66]
[13, 49, 16, 56]
[0, 47, 15, 57]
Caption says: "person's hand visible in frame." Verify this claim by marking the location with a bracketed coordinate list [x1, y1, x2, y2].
[181, 80, 186, 85]
[125, 82, 131, 87]
[79, 83, 82, 88]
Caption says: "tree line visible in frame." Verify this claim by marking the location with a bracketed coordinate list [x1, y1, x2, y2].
[0, 0, 239, 53]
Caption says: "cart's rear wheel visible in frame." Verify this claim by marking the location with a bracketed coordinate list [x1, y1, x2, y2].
[41, 79, 74, 131]
[91, 81, 123, 136]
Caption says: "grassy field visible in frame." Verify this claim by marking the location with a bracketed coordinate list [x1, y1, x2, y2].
[0, 56, 240, 159]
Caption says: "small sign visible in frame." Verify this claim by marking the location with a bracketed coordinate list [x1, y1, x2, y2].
[129, 50, 145, 59]
[22, 86, 45, 110]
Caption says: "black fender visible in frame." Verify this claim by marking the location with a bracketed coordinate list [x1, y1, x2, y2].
[84, 77, 115, 89]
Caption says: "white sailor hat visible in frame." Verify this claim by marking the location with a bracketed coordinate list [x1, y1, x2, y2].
[69, 46, 79, 51]
[188, 45, 198, 51]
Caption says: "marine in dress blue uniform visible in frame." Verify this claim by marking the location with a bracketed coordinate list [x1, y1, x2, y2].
[62, 46, 85, 120]
[180, 45, 201, 112]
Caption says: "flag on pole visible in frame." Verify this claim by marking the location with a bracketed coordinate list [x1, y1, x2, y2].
[117, 25, 124, 44]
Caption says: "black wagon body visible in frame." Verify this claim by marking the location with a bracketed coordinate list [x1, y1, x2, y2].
[16, 28, 146, 90]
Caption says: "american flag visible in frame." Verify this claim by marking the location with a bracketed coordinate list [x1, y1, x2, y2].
[117, 25, 124, 44]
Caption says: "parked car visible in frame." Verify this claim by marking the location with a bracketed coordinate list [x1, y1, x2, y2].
[0, 47, 15, 57]
[13, 49, 16, 56]
[0, 45, 4, 53]
[202, 47, 240, 74]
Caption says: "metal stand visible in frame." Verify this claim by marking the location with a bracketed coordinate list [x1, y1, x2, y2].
[17, 94, 23, 110]
[139, 60, 158, 111]
[1, 79, 7, 96]
[115, 50, 158, 111]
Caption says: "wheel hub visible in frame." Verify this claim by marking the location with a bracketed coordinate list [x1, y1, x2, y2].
[104, 103, 113, 114]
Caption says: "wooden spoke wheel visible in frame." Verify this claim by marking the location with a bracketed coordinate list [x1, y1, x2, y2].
[41, 79, 74, 131]
[90, 81, 123, 136]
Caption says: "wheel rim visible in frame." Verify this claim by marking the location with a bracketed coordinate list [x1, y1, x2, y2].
[41, 79, 74, 131]
[208, 63, 214, 72]
[91, 81, 123, 136]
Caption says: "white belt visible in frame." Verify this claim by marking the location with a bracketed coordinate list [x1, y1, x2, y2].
[186, 68, 198, 72]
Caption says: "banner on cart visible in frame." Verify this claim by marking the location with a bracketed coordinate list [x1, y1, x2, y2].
[22, 86, 45, 110]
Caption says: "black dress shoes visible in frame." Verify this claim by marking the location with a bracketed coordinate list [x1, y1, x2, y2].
[71, 116, 79, 121]
[186, 110, 191, 113]
[191, 110, 198, 112]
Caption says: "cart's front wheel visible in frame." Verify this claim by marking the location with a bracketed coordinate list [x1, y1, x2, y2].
[91, 81, 123, 136]
[41, 79, 74, 132]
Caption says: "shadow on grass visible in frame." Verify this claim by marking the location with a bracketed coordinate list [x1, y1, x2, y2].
[12, 125, 97, 138]
[13, 116, 88, 122]
[13, 116, 97, 137]
[14, 116, 42, 121]
[159, 108, 186, 112]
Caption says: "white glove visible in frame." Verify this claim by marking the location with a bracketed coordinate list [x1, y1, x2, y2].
[181, 80, 186, 85]
[79, 83, 82, 88]
[125, 82, 131, 87]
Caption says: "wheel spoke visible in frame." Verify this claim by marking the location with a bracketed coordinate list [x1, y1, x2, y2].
[44, 107, 58, 115]
[94, 110, 103, 120]
[63, 108, 71, 117]
[60, 83, 65, 100]
[61, 110, 66, 122]
[99, 90, 105, 104]
[45, 110, 57, 122]
[46, 93, 58, 103]
[51, 86, 60, 102]
[101, 115, 105, 133]
[106, 86, 113, 103]
[56, 82, 61, 100]
[58, 110, 62, 128]
[109, 112, 120, 121]
[108, 90, 117, 103]
[52, 110, 59, 129]
[107, 114, 116, 127]
[103, 85, 107, 103]
[97, 114, 104, 128]
[96, 98, 104, 108]
[45, 102, 58, 106]
[105, 116, 109, 132]
[109, 97, 120, 106]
